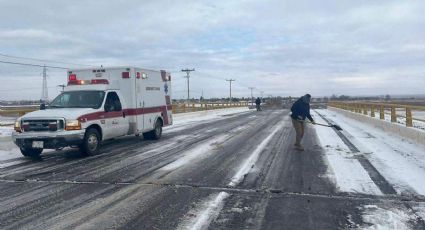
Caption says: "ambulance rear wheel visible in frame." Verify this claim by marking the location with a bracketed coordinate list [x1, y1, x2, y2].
[20, 147, 42, 157]
[80, 128, 101, 156]
[143, 120, 162, 140]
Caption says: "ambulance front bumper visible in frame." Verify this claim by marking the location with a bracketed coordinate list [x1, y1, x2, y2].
[12, 130, 85, 149]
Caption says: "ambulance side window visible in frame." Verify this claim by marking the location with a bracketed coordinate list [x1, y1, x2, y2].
[104, 92, 122, 112]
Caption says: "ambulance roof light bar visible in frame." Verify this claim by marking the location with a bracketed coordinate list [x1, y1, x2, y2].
[68, 79, 109, 86]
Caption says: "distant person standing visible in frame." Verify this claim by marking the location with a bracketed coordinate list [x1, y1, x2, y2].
[290, 94, 315, 151]
[255, 97, 262, 111]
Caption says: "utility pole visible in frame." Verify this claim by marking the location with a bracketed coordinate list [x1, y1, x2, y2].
[248, 87, 255, 106]
[58, 84, 66, 92]
[41, 65, 48, 102]
[181, 68, 195, 103]
[225, 79, 235, 102]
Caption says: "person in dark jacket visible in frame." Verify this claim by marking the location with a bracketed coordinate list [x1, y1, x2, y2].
[255, 97, 262, 111]
[290, 94, 315, 151]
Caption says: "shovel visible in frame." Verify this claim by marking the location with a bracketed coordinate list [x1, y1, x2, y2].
[306, 121, 343, 131]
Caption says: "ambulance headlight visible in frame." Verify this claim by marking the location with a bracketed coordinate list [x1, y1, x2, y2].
[65, 119, 81, 130]
[14, 120, 21, 132]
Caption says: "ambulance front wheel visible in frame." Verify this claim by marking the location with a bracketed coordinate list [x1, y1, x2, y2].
[80, 128, 101, 156]
[143, 120, 162, 140]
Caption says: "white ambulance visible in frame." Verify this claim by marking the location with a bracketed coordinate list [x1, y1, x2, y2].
[12, 66, 173, 157]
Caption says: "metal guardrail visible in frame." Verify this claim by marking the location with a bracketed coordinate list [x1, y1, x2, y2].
[172, 102, 249, 114]
[328, 101, 425, 127]
[0, 108, 38, 116]
[0, 103, 250, 118]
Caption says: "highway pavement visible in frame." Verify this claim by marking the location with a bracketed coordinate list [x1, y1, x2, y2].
[0, 109, 424, 229]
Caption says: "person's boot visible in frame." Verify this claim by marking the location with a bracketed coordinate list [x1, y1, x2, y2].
[294, 143, 304, 151]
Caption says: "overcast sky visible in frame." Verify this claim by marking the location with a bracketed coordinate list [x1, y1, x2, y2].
[0, 0, 424, 100]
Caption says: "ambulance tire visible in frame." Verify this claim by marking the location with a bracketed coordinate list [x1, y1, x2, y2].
[80, 128, 101, 156]
[143, 120, 162, 140]
[20, 147, 42, 157]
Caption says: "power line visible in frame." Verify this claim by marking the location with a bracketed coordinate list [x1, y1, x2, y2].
[0, 60, 68, 69]
[0, 52, 94, 67]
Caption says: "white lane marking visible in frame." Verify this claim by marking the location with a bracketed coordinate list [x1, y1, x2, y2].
[228, 122, 284, 187]
[177, 121, 284, 229]
[178, 192, 229, 230]
[159, 134, 229, 171]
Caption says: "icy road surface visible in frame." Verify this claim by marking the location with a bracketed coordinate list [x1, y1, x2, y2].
[0, 108, 425, 229]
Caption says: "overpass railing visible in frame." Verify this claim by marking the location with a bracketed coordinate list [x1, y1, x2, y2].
[172, 102, 249, 114]
[0, 103, 250, 118]
[328, 101, 425, 127]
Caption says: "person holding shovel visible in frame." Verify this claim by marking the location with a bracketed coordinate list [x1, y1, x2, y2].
[290, 94, 315, 151]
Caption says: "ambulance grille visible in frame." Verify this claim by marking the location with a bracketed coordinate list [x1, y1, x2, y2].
[22, 119, 65, 132]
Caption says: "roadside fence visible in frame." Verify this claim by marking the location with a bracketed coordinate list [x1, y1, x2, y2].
[328, 101, 425, 128]
[0, 102, 250, 118]
[172, 102, 249, 114]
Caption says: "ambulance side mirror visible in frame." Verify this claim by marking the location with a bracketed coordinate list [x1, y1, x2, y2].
[40, 103, 46, 110]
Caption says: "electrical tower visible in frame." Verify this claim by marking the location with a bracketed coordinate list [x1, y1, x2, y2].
[181, 68, 195, 103]
[225, 79, 235, 102]
[248, 87, 255, 106]
[41, 65, 49, 102]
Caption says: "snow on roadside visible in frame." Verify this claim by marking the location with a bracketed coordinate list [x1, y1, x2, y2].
[314, 113, 382, 195]
[360, 205, 415, 230]
[0, 126, 13, 137]
[0, 136, 22, 164]
[318, 109, 425, 196]
[411, 203, 425, 221]
[0, 114, 18, 160]
[166, 107, 251, 132]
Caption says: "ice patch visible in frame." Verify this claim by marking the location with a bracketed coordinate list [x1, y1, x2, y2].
[160, 134, 229, 171]
[178, 192, 229, 230]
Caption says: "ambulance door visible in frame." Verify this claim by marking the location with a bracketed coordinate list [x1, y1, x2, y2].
[135, 71, 144, 133]
[103, 91, 129, 138]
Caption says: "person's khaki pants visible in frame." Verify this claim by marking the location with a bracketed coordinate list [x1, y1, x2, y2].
[291, 118, 305, 145]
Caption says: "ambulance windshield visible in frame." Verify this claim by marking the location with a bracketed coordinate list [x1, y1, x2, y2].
[49, 90, 105, 109]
